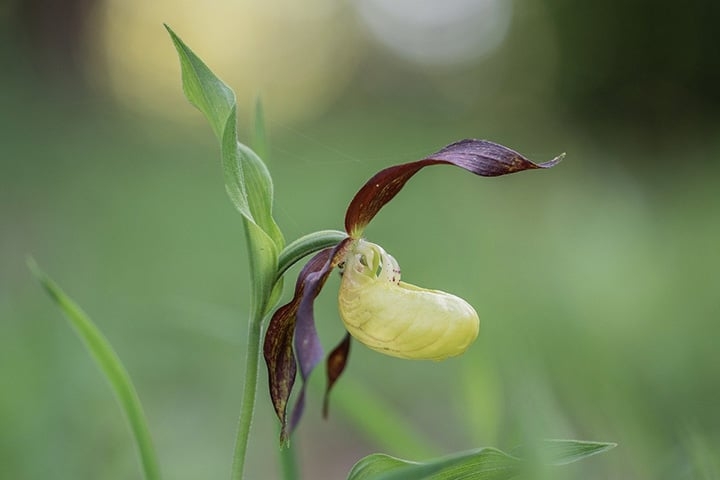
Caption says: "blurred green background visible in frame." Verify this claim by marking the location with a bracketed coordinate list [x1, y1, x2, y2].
[2, 0, 719, 478]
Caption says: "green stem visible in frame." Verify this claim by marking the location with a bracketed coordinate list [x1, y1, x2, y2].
[230, 315, 264, 480]
[279, 442, 300, 480]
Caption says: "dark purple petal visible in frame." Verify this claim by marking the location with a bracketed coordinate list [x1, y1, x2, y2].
[344, 139, 564, 236]
[323, 332, 351, 419]
[289, 237, 353, 433]
[263, 247, 334, 443]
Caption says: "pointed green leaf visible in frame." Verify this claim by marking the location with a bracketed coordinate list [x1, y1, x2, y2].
[347, 454, 415, 480]
[164, 25, 234, 141]
[347, 449, 517, 480]
[167, 24, 283, 247]
[28, 259, 161, 480]
[166, 25, 285, 317]
[522, 439, 618, 466]
[347, 440, 616, 480]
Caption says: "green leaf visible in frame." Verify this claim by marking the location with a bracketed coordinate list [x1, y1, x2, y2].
[164, 27, 233, 142]
[244, 219, 281, 319]
[347, 440, 616, 480]
[347, 454, 415, 480]
[166, 25, 284, 318]
[530, 439, 618, 466]
[276, 230, 349, 281]
[347, 449, 517, 480]
[222, 111, 285, 248]
[28, 259, 161, 480]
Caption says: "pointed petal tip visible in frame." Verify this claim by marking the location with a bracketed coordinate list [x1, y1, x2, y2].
[540, 152, 566, 169]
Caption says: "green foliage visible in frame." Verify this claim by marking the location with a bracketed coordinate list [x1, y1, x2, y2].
[165, 26, 353, 480]
[531, 439, 618, 466]
[347, 440, 616, 480]
[166, 24, 283, 320]
[27, 259, 161, 480]
[277, 230, 349, 279]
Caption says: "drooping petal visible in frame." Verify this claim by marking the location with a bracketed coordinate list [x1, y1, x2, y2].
[345, 139, 564, 236]
[288, 237, 353, 434]
[263, 247, 333, 443]
[323, 332, 351, 418]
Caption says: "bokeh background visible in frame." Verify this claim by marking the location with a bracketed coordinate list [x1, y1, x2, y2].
[2, 0, 719, 478]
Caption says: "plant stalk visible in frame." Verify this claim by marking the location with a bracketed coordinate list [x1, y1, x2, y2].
[230, 315, 264, 480]
[279, 441, 300, 480]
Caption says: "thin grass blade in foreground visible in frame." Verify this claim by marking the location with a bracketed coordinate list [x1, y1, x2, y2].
[28, 258, 161, 480]
[347, 440, 616, 480]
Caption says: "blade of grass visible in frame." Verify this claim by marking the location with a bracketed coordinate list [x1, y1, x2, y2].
[28, 258, 161, 480]
[347, 440, 616, 480]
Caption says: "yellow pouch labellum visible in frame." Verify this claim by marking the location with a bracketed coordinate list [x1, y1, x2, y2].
[338, 240, 479, 360]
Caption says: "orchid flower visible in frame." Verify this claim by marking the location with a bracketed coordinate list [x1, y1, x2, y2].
[263, 139, 563, 442]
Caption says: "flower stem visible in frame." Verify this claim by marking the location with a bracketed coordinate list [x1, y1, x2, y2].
[279, 442, 300, 480]
[231, 314, 264, 480]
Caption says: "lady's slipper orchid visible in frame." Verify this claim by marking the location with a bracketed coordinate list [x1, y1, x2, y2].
[263, 139, 562, 442]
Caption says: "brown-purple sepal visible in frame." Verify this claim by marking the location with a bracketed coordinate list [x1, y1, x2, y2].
[289, 238, 352, 434]
[344, 139, 563, 236]
[263, 247, 333, 444]
[323, 332, 351, 419]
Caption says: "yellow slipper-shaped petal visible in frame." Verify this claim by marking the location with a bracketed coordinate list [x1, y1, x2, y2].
[338, 240, 479, 360]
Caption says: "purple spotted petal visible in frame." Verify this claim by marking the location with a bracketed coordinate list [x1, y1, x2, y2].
[323, 332, 351, 419]
[344, 139, 563, 236]
[263, 247, 334, 443]
[289, 238, 352, 433]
